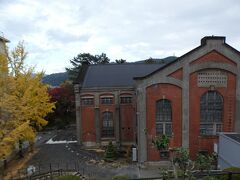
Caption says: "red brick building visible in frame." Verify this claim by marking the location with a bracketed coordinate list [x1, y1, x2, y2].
[74, 36, 240, 162]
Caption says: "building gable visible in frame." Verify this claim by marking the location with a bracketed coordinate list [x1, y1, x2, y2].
[135, 36, 240, 162]
[134, 36, 240, 88]
[190, 50, 237, 66]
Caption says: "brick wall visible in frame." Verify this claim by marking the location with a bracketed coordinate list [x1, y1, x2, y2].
[146, 83, 182, 161]
[189, 51, 237, 159]
[120, 104, 136, 142]
[81, 106, 96, 142]
[80, 91, 136, 145]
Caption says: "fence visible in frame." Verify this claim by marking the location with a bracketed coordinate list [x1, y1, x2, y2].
[2, 162, 240, 180]
[129, 170, 240, 180]
[2, 162, 97, 180]
[4, 168, 240, 180]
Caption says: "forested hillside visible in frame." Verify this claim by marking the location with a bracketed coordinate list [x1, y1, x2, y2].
[42, 72, 68, 86]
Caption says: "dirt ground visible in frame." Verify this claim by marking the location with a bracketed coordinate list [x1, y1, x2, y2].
[3, 149, 38, 179]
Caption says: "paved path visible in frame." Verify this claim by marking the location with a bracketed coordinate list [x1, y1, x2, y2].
[26, 128, 141, 179]
[4, 127, 169, 179]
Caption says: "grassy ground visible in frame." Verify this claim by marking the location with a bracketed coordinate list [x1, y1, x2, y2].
[55, 175, 83, 180]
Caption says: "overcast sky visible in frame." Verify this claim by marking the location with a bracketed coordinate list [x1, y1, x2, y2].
[1, 0, 240, 74]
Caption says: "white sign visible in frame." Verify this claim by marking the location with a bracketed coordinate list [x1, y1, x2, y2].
[214, 143, 218, 153]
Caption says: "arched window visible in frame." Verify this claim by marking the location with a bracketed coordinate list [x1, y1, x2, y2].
[200, 91, 223, 135]
[156, 99, 172, 136]
[102, 112, 114, 137]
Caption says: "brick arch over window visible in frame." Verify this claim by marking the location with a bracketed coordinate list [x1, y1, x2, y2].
[101, 111, 114, 137]
[156, 99, 172, 136]
[200, 91, 223, 135]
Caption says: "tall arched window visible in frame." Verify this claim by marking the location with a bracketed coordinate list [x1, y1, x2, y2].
[200, 91, 223, 135]
[156, 99, 172, 136]
[102, 112, 114, 137]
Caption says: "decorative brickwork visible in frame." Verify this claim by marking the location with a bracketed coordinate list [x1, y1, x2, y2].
[198, 70, 227, 87]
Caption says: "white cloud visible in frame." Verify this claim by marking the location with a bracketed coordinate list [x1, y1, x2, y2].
[1, 0, 240, 74]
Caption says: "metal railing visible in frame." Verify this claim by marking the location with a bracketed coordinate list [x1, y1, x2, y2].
[2, 162, 97, 180]
[129, 170, 240, 180]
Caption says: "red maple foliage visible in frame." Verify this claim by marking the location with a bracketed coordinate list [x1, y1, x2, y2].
[47, 83, 75, 126]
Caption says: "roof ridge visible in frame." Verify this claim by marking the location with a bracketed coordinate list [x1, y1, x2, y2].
[89, 62, 167, 66]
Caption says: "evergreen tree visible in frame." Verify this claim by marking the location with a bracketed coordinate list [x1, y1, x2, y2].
[145, 57, 155, 64]
[104, 141, 117, 161]
[66, 52, 110, 81]
[115, 59, 126, 64]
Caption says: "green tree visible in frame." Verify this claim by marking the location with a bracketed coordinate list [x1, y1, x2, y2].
[66, 52, 110, 81]
[195, 153, 213, 172]
[115, 59, 126, 64]
[173, 147, 194, 180]
[145, 57, 155, 64]
[104, 141, 117, 161]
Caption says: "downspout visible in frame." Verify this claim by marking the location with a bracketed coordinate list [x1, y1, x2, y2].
[118, 90, 122, 148]
[74, 84, 82, 145]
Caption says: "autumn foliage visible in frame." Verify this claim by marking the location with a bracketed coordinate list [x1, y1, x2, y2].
[0, 42, 55, 158]
[47, 82, 75, 127]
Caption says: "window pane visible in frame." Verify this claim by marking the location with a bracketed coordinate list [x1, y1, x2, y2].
[156, 99, 172, 122]
[156, 123, 163, 135]
[200, 91, 223, 126]
[101, 97, 113, 104]
[216, 124, 222, 133]
[102, 112, 114, 137]
[165, 123, 172, 136]
[81, 98, 94, 106]
[120, 97, 132, 104]
[200, 124, 213, 135]
[156, 99, 172, 136]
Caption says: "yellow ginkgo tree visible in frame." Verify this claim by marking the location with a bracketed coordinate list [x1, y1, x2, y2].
[0, 41, 55, 158]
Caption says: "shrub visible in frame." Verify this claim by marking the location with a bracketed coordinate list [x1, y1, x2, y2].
[173, 147, 194, 180]
[104, 141, 117, 161]
[173, 148, 191, 171]
[202, 176, 219, 180]
[152, 134, 170, 150]
[219, 167, 240, 180]
[88, 178, 102, 180]
[55, 175, 83, 180]
[195, 153, 213, 172]
[111, 175, 129, 180]
[160, 168, 173, 180]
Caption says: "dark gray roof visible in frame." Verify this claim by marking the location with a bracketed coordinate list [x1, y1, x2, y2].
[82, 63, 165, 88]
[135, 56, 177, 63]
[225, 133, 240, 143]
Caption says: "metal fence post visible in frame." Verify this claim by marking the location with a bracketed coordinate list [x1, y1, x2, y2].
[50, 163, 52, 180]
[228, 172, 232, 180]
[18, 169, 21, 179]
[38, 163, 41, 174]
